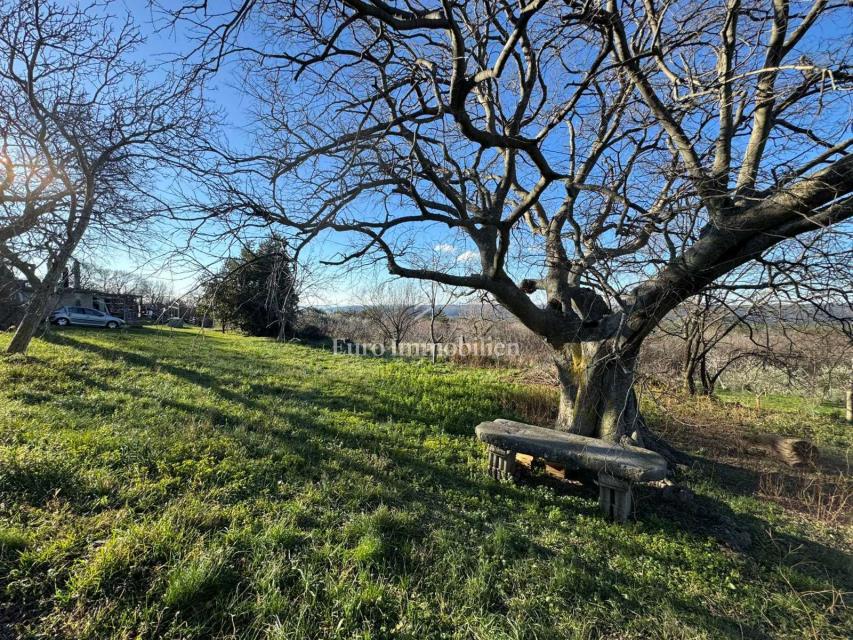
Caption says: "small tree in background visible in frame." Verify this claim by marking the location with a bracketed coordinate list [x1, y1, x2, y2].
[203, 237, 298, 339]
[362, 281, 421, 352]
[417, 253, 468, 363]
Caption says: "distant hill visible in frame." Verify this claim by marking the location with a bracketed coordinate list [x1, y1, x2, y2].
[315, 303, 514, 319]
[316, 300, 851, 324]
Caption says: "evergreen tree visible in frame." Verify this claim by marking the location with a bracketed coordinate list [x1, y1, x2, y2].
[202, 237, 297, 338]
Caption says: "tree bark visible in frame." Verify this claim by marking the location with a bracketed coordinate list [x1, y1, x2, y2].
[429, 309, 438, 364]
[553, 341, 644, 445]
[683, 360, 697, 395]
[699, 355, 715, 396]
[275, 310, 292, 341]
[743, 433, 817, 467]
[551, 339, 690, 468]
[6, 266, 63, 354]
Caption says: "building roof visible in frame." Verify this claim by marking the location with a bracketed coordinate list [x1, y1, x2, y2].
[66, 288, 142, 299]
[13, 280, 141, 299]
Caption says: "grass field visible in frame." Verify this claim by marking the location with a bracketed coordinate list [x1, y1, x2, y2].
[1, 327, 850, 639]
[716, 389, 847, 420]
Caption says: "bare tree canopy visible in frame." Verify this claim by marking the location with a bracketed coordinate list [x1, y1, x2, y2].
[0, 0, 208, 353]
[362, 280, 422, 350]
[176, 0, 853, 458]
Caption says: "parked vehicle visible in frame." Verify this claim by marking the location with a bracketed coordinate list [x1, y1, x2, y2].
[50, 306, 125, 329]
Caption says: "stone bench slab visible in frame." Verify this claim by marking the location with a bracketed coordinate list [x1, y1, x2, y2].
[475, 418, 667, 483]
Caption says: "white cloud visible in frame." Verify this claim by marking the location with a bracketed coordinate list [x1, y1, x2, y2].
[456, 250, 478, 263]
[434, 243, 456, 253]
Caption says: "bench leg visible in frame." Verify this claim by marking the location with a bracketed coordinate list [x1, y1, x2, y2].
[598, 472, 632, 522]
[487, 445, 517, 481]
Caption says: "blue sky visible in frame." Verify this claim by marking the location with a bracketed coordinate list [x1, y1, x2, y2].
[85, 1, 852, 307]
[85, 1, 468, 305]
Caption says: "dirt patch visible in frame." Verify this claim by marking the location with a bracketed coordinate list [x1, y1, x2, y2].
[648, 391, 853, 527]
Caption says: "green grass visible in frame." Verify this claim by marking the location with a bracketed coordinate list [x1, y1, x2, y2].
[711, 390, 851, 450]
[0, 327, 850, 639]
[717, 389, 846, 418]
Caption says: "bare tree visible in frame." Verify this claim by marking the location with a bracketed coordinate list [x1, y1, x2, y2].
[417, 251, 467, 362]
[0, 0, 206, 353]
[265, 239, 301, 341]
[421, 281, 461, 363]
[137, 279, 174, 317]
[657, 284, 776, 396]
[178, 0, 853, 458]
[77, 263, 140, 294]
[362, 281, 421, 352]
[658, 231, 853, 396]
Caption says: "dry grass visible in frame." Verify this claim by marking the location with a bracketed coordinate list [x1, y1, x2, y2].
[647, 389, 852, 529]
[497, 381, 559, 425]
[758, 472, 853, 527]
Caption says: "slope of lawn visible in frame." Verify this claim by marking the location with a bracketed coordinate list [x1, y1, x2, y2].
[0, 327, 850, 639]
[715, 389, 848, 420]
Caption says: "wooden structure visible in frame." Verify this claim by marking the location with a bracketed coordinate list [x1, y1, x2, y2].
[475, 419, 668, 522]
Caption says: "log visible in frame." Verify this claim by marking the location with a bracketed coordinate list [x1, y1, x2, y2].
[515, 453, 536, 470]
[544, 463, 566, 480]
[743, 433, 817, 467]
[513, 454, 567, 479]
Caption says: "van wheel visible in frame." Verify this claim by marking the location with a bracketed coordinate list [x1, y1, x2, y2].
[106, 321, 119, 329]
[56, 318, 69, 326]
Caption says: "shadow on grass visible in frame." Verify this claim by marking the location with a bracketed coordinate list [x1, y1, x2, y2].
[33, 330, 852, 637]
[47, 330, 268, 410]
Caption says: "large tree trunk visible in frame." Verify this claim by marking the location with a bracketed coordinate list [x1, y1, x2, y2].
[552, 340, 688, 467]
[553, 340, 644, 445]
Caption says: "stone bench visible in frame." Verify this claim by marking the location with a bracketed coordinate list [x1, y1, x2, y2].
[475, 419, 668, 522]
